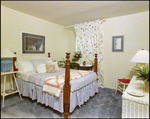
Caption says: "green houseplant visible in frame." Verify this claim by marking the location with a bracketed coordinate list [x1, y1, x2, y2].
[71, 51, 82, 69]
[72, 51, 82, 62]
[135, 66, 149, 93]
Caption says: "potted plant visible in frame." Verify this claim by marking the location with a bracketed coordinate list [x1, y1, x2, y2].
[71, 51, 82, 69]
[135, 66, 149, 93]
[72, 51, 82, 62]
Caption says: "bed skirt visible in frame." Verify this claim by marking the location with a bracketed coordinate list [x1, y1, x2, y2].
[16, 78, 98, 113]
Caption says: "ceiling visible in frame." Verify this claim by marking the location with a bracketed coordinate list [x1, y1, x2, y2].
[1, 1, 149, 27]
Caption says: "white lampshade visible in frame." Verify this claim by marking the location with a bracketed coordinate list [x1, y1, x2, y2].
[130, 49, 149, 63]
[1, 48, 16, 58]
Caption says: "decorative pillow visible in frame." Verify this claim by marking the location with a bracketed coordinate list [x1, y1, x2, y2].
[36, 63, 46, 73]
[45, 63, 58, 73]
[17, 60, 34, 72]
[47, 60, 59, 70]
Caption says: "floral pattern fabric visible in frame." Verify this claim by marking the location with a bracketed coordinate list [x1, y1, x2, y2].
[74, 19, 104, 88]
[45, 63, 58, 73]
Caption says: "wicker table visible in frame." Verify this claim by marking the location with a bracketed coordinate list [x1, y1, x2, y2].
[122, 76, 149, 118]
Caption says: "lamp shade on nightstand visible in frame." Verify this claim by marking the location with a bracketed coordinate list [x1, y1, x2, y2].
[130, 49, 149, 63]
[1, 48, 16, 58]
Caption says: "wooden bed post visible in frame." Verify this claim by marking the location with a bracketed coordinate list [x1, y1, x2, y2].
[63, 53, 71, 118]
[48, 52, 51, 58]
[13, 52, 17, 73]
[12, 52, 17, 81]
[94, 53, 98, 81]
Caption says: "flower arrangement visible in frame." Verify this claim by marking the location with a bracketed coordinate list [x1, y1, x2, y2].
[72, 51, 82, 62]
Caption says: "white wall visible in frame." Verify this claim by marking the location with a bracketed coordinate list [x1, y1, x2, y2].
[1, 5, 75, 60]
[103, 11, 149, 89]
[1, 5, 76, 89]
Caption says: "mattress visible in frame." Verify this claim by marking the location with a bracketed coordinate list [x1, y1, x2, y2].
[16, 71, 37, 81]
[17, 68, 97, 92]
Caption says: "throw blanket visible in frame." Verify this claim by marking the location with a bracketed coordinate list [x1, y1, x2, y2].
[43, 70, 93, 97]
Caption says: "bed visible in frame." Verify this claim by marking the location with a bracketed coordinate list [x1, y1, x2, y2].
[13, 52, 98, 118]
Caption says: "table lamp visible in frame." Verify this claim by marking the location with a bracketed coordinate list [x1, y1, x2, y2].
[1, 48, 16, 72]
[130, 49, 149, 68]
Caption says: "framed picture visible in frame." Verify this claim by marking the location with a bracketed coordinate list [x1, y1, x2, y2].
[21, 32, 45, 54]
[112, 36, 124, 52]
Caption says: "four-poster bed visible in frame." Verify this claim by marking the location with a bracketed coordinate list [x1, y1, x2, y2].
[13, 52, 98, 118]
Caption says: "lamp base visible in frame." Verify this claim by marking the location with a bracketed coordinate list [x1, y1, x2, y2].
[145, 81, 149, 93]
[136, 63, 148, 68]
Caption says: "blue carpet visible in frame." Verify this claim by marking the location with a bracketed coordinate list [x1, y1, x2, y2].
[1, 88, 122, 118]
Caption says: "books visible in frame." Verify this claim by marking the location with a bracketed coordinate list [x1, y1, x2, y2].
[5, 89, 16, 94]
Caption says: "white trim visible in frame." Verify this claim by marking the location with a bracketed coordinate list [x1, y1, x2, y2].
[63, 27, 74, 30]
[64, 25, 74, 28]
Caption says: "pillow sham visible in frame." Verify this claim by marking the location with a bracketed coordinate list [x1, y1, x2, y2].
[36, 63, 46, 73]
[45, 63, 58, 73]
[17, 60, 34, 72]
[47, 60, 59, 70]
[15, 58, 29, 69]
[31, 58, 53, 72]
[15, 58, 35, 71]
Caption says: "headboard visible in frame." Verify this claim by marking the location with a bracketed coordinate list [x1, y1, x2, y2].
[13, 52, 51, 71]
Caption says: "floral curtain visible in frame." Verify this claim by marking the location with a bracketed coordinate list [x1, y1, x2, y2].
[74, 19, 104, 88]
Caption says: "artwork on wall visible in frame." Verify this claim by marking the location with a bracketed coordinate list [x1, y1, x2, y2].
[21, 32, 45, 54]
[112, 36, 124, 52]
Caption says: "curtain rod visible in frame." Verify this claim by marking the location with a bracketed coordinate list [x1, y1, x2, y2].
[64, 19, 106, 29]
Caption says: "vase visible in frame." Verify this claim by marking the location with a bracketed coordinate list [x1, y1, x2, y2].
[144, 81, 149, 93]
[83, 61, 86, 66]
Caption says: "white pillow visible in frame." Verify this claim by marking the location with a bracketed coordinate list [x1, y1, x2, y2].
[47, 60, 59, 70]
[17, 60, 34, 72]
[32, 58, 53, 72]
[36, 63, 46, 73]
[15, 58, 30, 69]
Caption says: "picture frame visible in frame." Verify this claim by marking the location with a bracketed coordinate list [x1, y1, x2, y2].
[21, 32, 45, 54]
[112, 36, 124, 52]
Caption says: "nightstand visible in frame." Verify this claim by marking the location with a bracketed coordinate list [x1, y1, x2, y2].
[122, 76, 149, 118]
[75, 65, 93, 71]
[1, 71, 22, 107]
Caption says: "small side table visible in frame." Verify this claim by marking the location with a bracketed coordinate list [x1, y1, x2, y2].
[77, 65, 93, 71]
[122, 76, 149, 118]
[1, 71, 22, 107]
